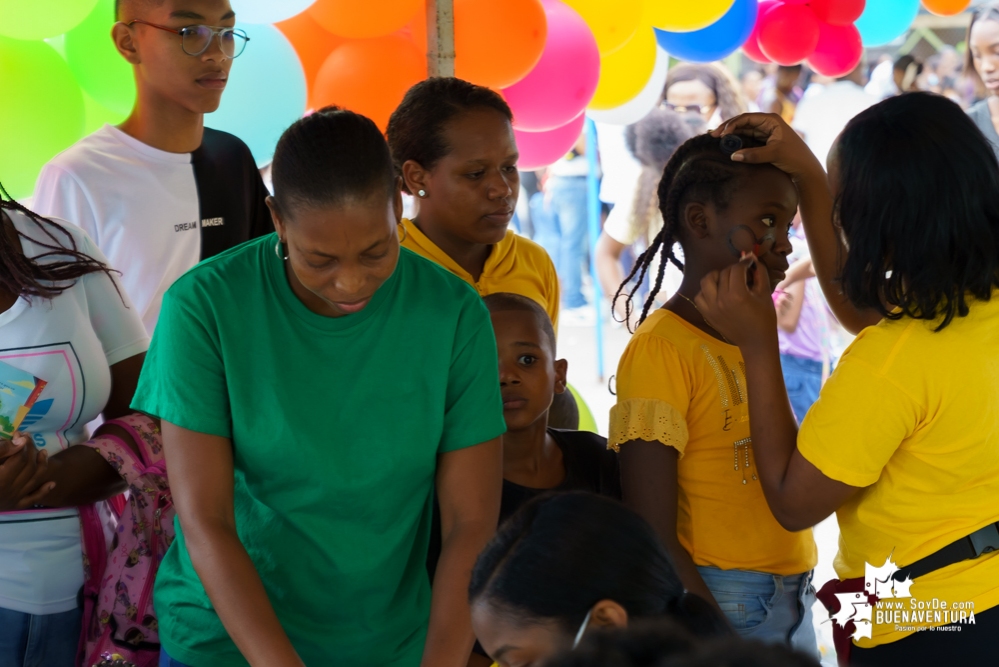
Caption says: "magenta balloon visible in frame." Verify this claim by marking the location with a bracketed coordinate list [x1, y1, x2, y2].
[743, 0, 781, 63]
[514, 113, 586, 170]
[807, 21, 863, 77]
[757, 2, 820, 65]
[502, 1, 600, 132]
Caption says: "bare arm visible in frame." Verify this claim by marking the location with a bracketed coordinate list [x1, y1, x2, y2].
[619, 440, 719, 610]
[696, 258, 862, 532]
[36, 354, 147, 507]
[776, 279, 806, 333]
[162, 421, 304, 667]
[423, 438, 503, 667]
[596, 232, 627, 318]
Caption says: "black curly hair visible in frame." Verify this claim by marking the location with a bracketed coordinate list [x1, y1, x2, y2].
[613, 133, 765, 329]
[386, 77, 513, 194]
[1, 182, 121, 303]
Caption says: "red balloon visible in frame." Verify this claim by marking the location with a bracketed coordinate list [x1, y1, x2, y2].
[757, 3, 820, 65]
[742, 0, 781, 64]
[809, 0, 865, 26]
[807, 21, 862, 77]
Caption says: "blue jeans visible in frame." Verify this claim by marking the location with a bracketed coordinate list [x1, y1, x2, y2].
[530, 176, 589, 308]
[160, 649, 191, 667]
[0, 605, 81, 667]
[697, 566, 819, 659]
[780, 353, 823, 424]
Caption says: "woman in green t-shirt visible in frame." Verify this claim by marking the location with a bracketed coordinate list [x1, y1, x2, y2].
[133, 108, 506, 667]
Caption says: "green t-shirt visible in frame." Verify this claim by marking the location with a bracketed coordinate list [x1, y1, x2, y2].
[133, 236, 505, 666]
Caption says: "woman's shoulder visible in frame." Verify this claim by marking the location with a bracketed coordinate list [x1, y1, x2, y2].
[967, 99, 991, 123]
[507, 231, 555, 269]
[398, 247, 484, 302]
[166, 234, 273, 299]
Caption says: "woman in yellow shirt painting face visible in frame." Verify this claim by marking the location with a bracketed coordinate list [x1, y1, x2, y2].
[608, 131, 819, 656]
[697, 95, 999, 663]
[386, 77, 560, 331]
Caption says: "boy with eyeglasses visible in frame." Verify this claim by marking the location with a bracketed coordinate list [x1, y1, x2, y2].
[33, 0, 272, 334]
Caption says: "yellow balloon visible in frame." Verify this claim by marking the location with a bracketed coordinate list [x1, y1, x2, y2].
[588, 27, 657, 110]
[643, 0, 736, 32]
[561, 0, 644, 55]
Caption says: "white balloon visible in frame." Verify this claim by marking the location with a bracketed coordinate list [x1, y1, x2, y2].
[231, 0, 316, 25]
[586, 45, 670, 126]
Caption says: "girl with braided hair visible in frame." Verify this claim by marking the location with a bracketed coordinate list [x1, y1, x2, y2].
[0, 184, 149, 666]
[608, 133, 819, 656]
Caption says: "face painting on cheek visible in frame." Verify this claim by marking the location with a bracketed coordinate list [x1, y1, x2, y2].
[727, 224, 777, 259]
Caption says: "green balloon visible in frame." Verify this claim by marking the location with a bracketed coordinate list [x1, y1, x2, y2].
[66, 0, 136, 116]
[0, 0, 99, 40]
[0, 38, 85, 199]
[568, 383, 600, 434]
[83, 92, 128, 136]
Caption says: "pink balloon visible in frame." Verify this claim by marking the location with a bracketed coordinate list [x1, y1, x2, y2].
[810, 0, 865, 26]
[514, 113, 586, 170]
[743, 0, 781, 64]
[807, 22, 863, 77]
[502, 1, 600, 132]
[757, 3, 819, 65]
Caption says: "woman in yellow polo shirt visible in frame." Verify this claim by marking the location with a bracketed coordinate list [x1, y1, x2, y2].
[696, 94, 999, 664]
[385, 77, 560, 330]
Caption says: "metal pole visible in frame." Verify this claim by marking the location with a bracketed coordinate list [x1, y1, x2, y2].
[585, 117, 605, 382]
[426, 0, 455, 77]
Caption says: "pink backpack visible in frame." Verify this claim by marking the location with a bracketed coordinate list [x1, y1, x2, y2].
[77, 414, 174, 667]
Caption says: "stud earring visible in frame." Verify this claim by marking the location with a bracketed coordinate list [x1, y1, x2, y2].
[418, 189, 427, 198]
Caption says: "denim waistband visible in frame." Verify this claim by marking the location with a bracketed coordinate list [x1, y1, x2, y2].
[697, 566, 812, 596]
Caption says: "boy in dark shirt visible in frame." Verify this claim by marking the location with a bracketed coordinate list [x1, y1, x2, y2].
[484, 292, 620, 524]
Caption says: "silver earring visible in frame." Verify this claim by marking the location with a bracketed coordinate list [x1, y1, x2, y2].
[275, 239, 288, 260]
[418, 189, 426, 198]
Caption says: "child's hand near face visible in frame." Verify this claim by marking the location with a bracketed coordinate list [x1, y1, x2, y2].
[695, 253, 779, 349]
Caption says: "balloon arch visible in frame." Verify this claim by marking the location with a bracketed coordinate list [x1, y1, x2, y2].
[0, 0, 969, 199]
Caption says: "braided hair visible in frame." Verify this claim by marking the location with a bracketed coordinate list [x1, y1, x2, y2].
[0, 181, 120, 302]
[613, 133, 762, 330]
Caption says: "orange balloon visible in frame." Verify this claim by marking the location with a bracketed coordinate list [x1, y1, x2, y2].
[312, 36, 426, 130]
[275, 12, 345, 106]
[922, 0, 970, 16]
[308, 0, 423, 39]
[453, 0, 547, 89]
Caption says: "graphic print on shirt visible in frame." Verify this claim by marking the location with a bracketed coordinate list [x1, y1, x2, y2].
[0, 342, 85, 453]
[700, 344, 757, 485]
[0, 342, 85, 528]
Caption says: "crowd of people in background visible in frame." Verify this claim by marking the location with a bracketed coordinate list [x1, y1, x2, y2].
[2, 1, 999, 667]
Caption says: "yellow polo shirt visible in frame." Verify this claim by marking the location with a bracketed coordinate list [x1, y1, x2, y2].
[609, 309, 817, 576]
[401, 218, 560, 330]
[798, 291, 999, 647]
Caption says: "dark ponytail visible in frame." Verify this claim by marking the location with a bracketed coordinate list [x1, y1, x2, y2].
[469, 492, 726, 637]
[1, 181, 122, 303]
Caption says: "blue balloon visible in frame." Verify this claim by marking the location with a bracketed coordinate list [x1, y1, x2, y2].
[855, 0, 920, 47]
[206, 24, 306, 165]
[654, 0, 758, 63]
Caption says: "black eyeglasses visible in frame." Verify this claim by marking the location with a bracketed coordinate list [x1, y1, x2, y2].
[127, 20, 249, 58]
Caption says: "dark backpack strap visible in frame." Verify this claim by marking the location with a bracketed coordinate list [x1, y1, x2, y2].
[896, 521, 999, 581]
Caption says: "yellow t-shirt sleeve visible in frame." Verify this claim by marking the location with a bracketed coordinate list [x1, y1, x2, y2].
[542, 253, 560, 332]
[798, 355, 921, 488]
[609, 333, 690, 456]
